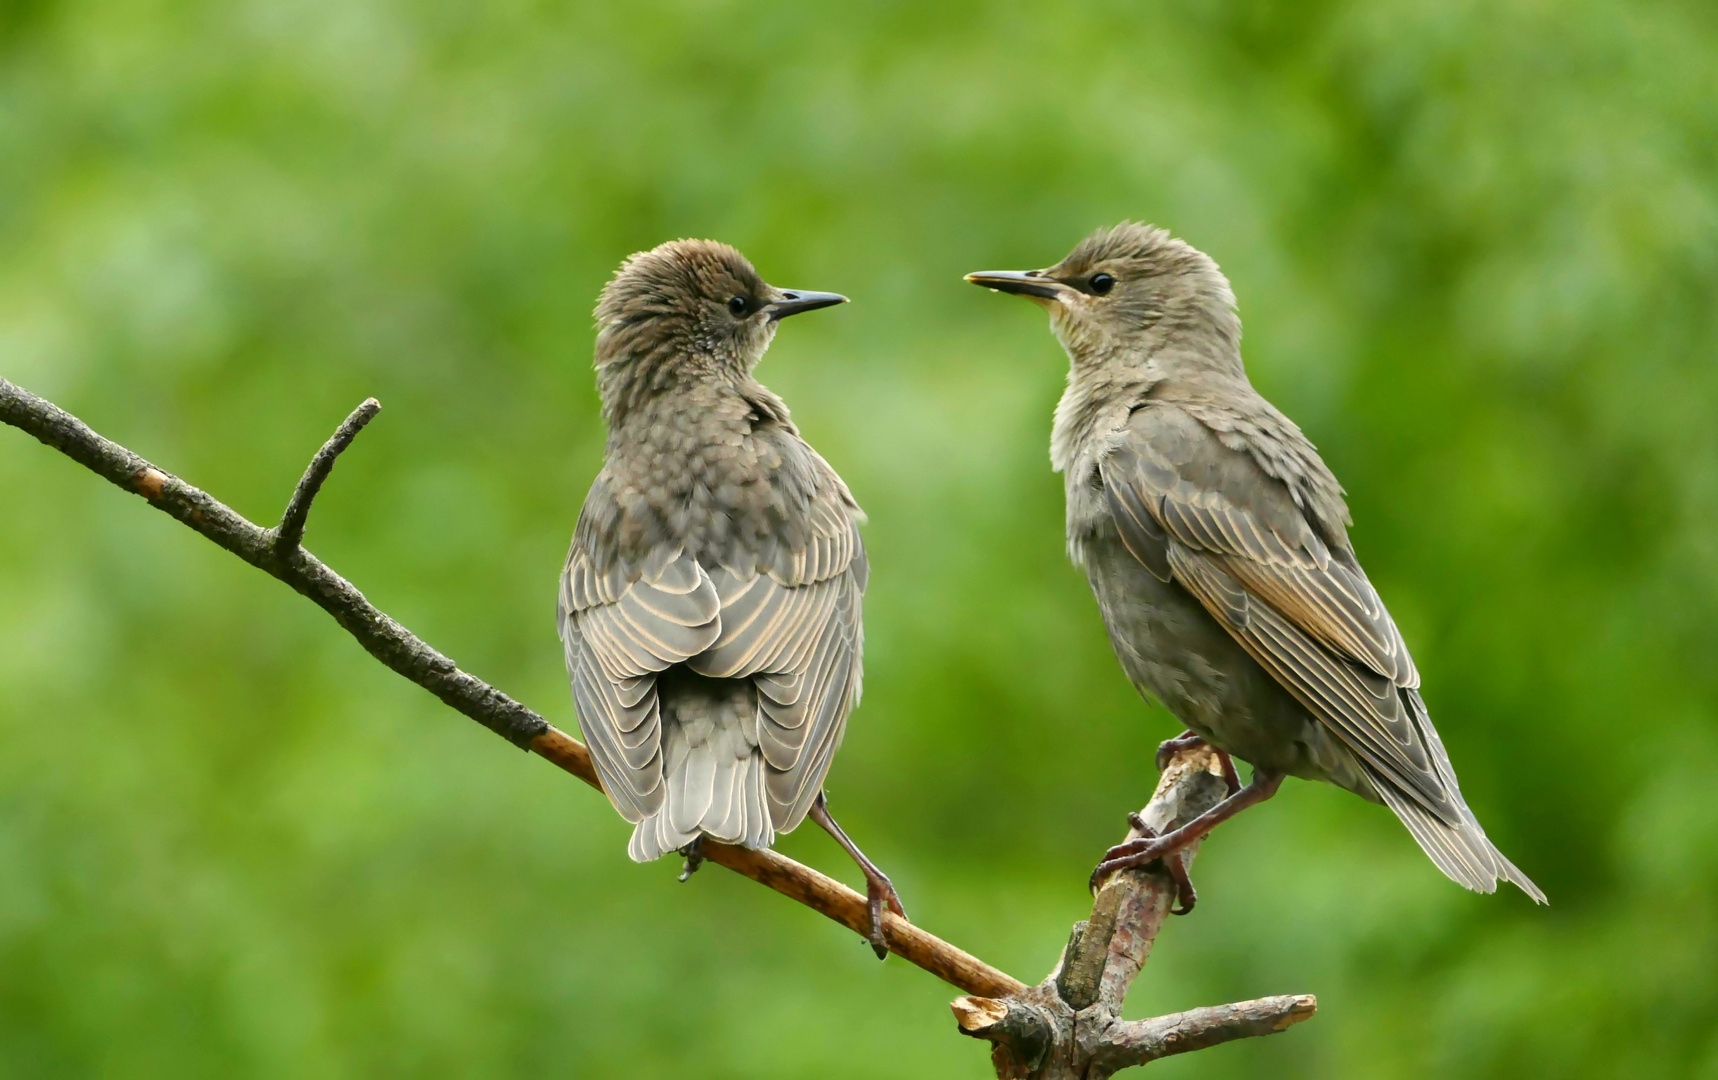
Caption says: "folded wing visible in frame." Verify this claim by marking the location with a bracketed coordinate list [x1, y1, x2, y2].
[560, 466, 867, 853]
[559, 537, 722, 823]
[1100, 404, 1457, 826]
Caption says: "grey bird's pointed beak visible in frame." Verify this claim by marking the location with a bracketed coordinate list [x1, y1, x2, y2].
[964, 269, 1069, 301]
[765, 290, 848, 320]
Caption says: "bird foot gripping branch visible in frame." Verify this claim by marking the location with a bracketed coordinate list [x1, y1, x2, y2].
[951, 747, 1316, 1080]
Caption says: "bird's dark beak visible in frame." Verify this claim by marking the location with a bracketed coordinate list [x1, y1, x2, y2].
[765, 290, 848, 321]
[964, 269, 1069, 302]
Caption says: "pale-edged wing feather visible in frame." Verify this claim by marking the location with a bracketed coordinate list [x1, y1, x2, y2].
[564, 618, 663, 817]
[1101, 404, 1453, 823]
[1373, 781, 1496, 892]
[693, 523, 865, 834]
[765, 576, 862, 828]
[1402, 688, 1546, 901]
[563, 424, 865, 858]
[565, 434, 867, 858]
[1168, 544, 1461, 826]
[558, 540, 721, 824]
[1103, 406, 1416, 684]
[780, 609, 861, 828]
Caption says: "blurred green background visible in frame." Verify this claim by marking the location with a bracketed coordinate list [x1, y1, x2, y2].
[2, 0, 1716, 1076]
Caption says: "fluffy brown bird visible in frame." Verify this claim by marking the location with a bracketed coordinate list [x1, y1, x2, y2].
[560, 239, 905, 954]
[969, 223, 1544, 907]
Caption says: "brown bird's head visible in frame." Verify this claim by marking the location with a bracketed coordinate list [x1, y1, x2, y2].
[593, 239, 845, 421]
[967, 222, 1242, 378]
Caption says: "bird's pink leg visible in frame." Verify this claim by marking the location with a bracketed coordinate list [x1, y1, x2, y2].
[810, 791, 907, 959]
[1156, 731, 1242, 795]
[1091, 769, 1285, 895]
[1126, 812, 1199, 914]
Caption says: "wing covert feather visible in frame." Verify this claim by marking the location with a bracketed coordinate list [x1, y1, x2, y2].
[1166, 543, 1460, 824]
[559, 542, 721, 822]
[1102, 404, 1457, 823]
[1102, 406, 1417, 686]
[562, 450, 867, 847]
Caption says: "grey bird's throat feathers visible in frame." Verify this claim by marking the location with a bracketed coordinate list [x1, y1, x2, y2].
[594, 238, 847, 428]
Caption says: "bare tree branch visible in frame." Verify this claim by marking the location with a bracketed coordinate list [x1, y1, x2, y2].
[0, 377, 1019, 998]
[951, 748, 1317, 1078]
[2, 376, 1318, 1069]
[1098, 995, 1318, 1068]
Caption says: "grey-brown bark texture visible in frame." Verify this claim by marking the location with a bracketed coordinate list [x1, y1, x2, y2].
[952, 747, 1314, 1078]
[2, 376, 1317, 1073]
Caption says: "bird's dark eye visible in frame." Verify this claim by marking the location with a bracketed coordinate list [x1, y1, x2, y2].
[1090, 273, 1116, 295]
[727, 296, 750, 316]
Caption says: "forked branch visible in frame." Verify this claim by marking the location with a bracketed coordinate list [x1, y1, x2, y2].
[1, 377, 1317, 1072]
[951, 748, 1315, 1078]
[275, 396, 381, 551]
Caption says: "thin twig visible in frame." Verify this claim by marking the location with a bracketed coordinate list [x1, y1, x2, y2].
[1099, 994, 1318, 1069]
[275, 397, 381, 551]
[0, 376, 1021, 999]
[0, 378, 545, 749]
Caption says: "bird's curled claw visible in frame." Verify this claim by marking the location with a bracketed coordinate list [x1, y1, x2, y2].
[1155, 731, 1209, 772]
[864, 873, 908, 960]
[1093, 815, 1198, 913]
[677, 836, 706, 882]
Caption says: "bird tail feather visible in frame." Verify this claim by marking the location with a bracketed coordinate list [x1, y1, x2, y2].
[1372, 688, 1546, 903]
[1374, 778, 1546, 902]
[627, 678, 775, 863]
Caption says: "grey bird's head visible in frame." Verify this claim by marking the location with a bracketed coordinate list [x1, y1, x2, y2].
[967, 222, 1243, 380]
[593, 238, 846, 422]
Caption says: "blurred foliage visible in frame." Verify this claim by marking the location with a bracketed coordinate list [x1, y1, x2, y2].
[2, 0, 1716, 1076]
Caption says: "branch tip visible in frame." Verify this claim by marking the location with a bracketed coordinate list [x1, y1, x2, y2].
[275, 398, 383, 551]
[952, 996, 1010, 1032]
[1105, 992, 1319, 1067]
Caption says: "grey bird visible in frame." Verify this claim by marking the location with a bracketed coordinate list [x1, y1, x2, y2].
[560, 239, 906, 953]
[968, 223, 1544, 906]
